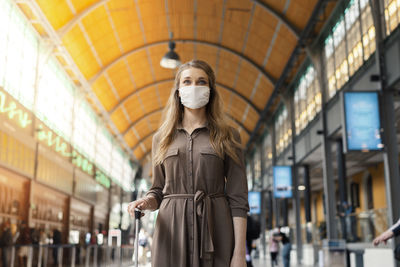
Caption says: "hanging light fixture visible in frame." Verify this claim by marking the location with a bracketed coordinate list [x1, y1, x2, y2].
[160, 34, 181, 69]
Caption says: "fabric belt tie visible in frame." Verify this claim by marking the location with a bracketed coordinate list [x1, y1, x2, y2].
[164, 191, 225, 260]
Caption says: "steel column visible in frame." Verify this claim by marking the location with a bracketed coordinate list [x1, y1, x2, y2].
[370, 0, 400, 264]
[336, 139, 348, 240]
[287, 96, 303, 264]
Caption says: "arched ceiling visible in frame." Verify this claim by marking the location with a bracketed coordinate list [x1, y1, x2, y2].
[20, 0, 321, 163]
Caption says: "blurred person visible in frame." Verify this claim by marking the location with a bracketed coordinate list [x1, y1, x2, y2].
[16, 221, 32, 267]
[0, 221, 13, 267]
[269, 229, 279, 267]
[52, 228, 62, 266]
[245, 215, 260, 267]
[274, 229, 291, 267]
[128, 60, 249, 267]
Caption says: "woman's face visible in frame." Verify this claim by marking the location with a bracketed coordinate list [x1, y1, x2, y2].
[179, 67, 209, 88]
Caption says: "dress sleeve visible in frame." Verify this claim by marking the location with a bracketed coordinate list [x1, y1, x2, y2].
[145, 133, 165, 209]
[390, 218, 400, 236]
[224, 128, 249, 218]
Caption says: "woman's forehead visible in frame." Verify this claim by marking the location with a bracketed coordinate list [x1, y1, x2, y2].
[180, 67, 208, 79]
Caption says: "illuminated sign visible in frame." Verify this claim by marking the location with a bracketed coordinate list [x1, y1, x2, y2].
[343, 92, 383, 152]
[0, 88, 32, 129]
[72, 150, 94, 176]
[248, 191, 261, 214]
[36, 123, 94, 176]
[37, 124, 71, 157]
[273, 166, 293, 198]
[95, 170, 111, 189]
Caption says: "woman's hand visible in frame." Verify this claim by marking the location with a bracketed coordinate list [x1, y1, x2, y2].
[127, 196, 157, 217]
[373, 230, 394, 246]
[230, 253, 246, 267]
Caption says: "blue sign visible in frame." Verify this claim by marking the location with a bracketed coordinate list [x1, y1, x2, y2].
[248, 191, 261, 214]
[343, 92, 383, 151]
[273, 166, 293, 198]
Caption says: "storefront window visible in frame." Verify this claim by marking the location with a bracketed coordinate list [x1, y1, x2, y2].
[294, 66, 322, 134]
[323, 0, 376, 99]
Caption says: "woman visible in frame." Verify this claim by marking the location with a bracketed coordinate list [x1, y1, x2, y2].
[128, 60, 249, 267]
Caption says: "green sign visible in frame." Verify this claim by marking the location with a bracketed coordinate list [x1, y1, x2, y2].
[0, 89, 32, 128]
[95, 170, 111, 189]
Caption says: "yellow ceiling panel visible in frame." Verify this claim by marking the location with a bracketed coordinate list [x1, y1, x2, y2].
[107, 60, 135, 99]
[168, 0, 194, 40]
[195, 45, 218, 72]
[107, 0, 145, 51]
[124, 95, 145, 122]
[243, 106, 258, 131]
[92, 76, 118, 111]
[216, 86, 231, 108]
[262, 0, 287, 13]
[133, 147, 145, 160]
[124, 130, 139, 148]
[71, 0, 98, 13]
[286, 0, 318, 30]
[36, 0, 74, 30]
[137, 0, 169, 43]
[196, 15, 221, 43]
[175, 43, 195, 65]
[235, 62, 258, 99]
[240, 131, 250, 146]
[143, 134, 153, 149]
[157, 82, 174, 106]
[196, 0, 224, 43]
[252, 77, 273, 110]
[147, 112, 162, 131]
[220, 0, 253, 52]
[126, 50, 154, 88]
[107, 0, 144, 51]
[229, 97, 247, 122]
[265, 28, 296, 79]
[62, 25, 101, 79]
[133, 120, 152, 139]
[110, 107, 130, 132]
[148, 45, 175, 81]
[138, 87, 160, 113]
[216, 50, 240, 89]
[81, 5, 121, 66]
[244, 7, 278, 66]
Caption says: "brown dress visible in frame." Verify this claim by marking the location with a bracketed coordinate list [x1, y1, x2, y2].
[146, 125, 249, 267]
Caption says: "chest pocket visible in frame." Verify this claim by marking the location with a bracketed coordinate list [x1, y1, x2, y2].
[200, 147, 221, 158]
[162, 148, 179, 165]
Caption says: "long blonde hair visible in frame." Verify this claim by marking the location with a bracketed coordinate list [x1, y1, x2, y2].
[153, 60, 242, 165]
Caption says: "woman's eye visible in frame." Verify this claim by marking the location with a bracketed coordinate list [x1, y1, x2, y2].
[183, 80, 191, 84]
[198, 80, 207, 85]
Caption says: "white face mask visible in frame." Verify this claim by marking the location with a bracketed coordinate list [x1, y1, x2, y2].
[178, 85, 210, 109]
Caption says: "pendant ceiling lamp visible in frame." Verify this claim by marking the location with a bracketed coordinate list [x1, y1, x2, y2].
[160, 33, 181, 69]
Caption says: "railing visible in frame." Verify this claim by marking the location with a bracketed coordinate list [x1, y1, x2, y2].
[1, 244, 137, 267]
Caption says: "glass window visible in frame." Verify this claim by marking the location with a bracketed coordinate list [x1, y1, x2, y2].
[324, 0, 376, 99]
[72, 100, 97, 161]
[275, 106, 292, 155]
[95, 129, 113, 174]
[0, 0, 37, 110]
[384, 0, 400, 35]
[293, 66, 322, 134]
